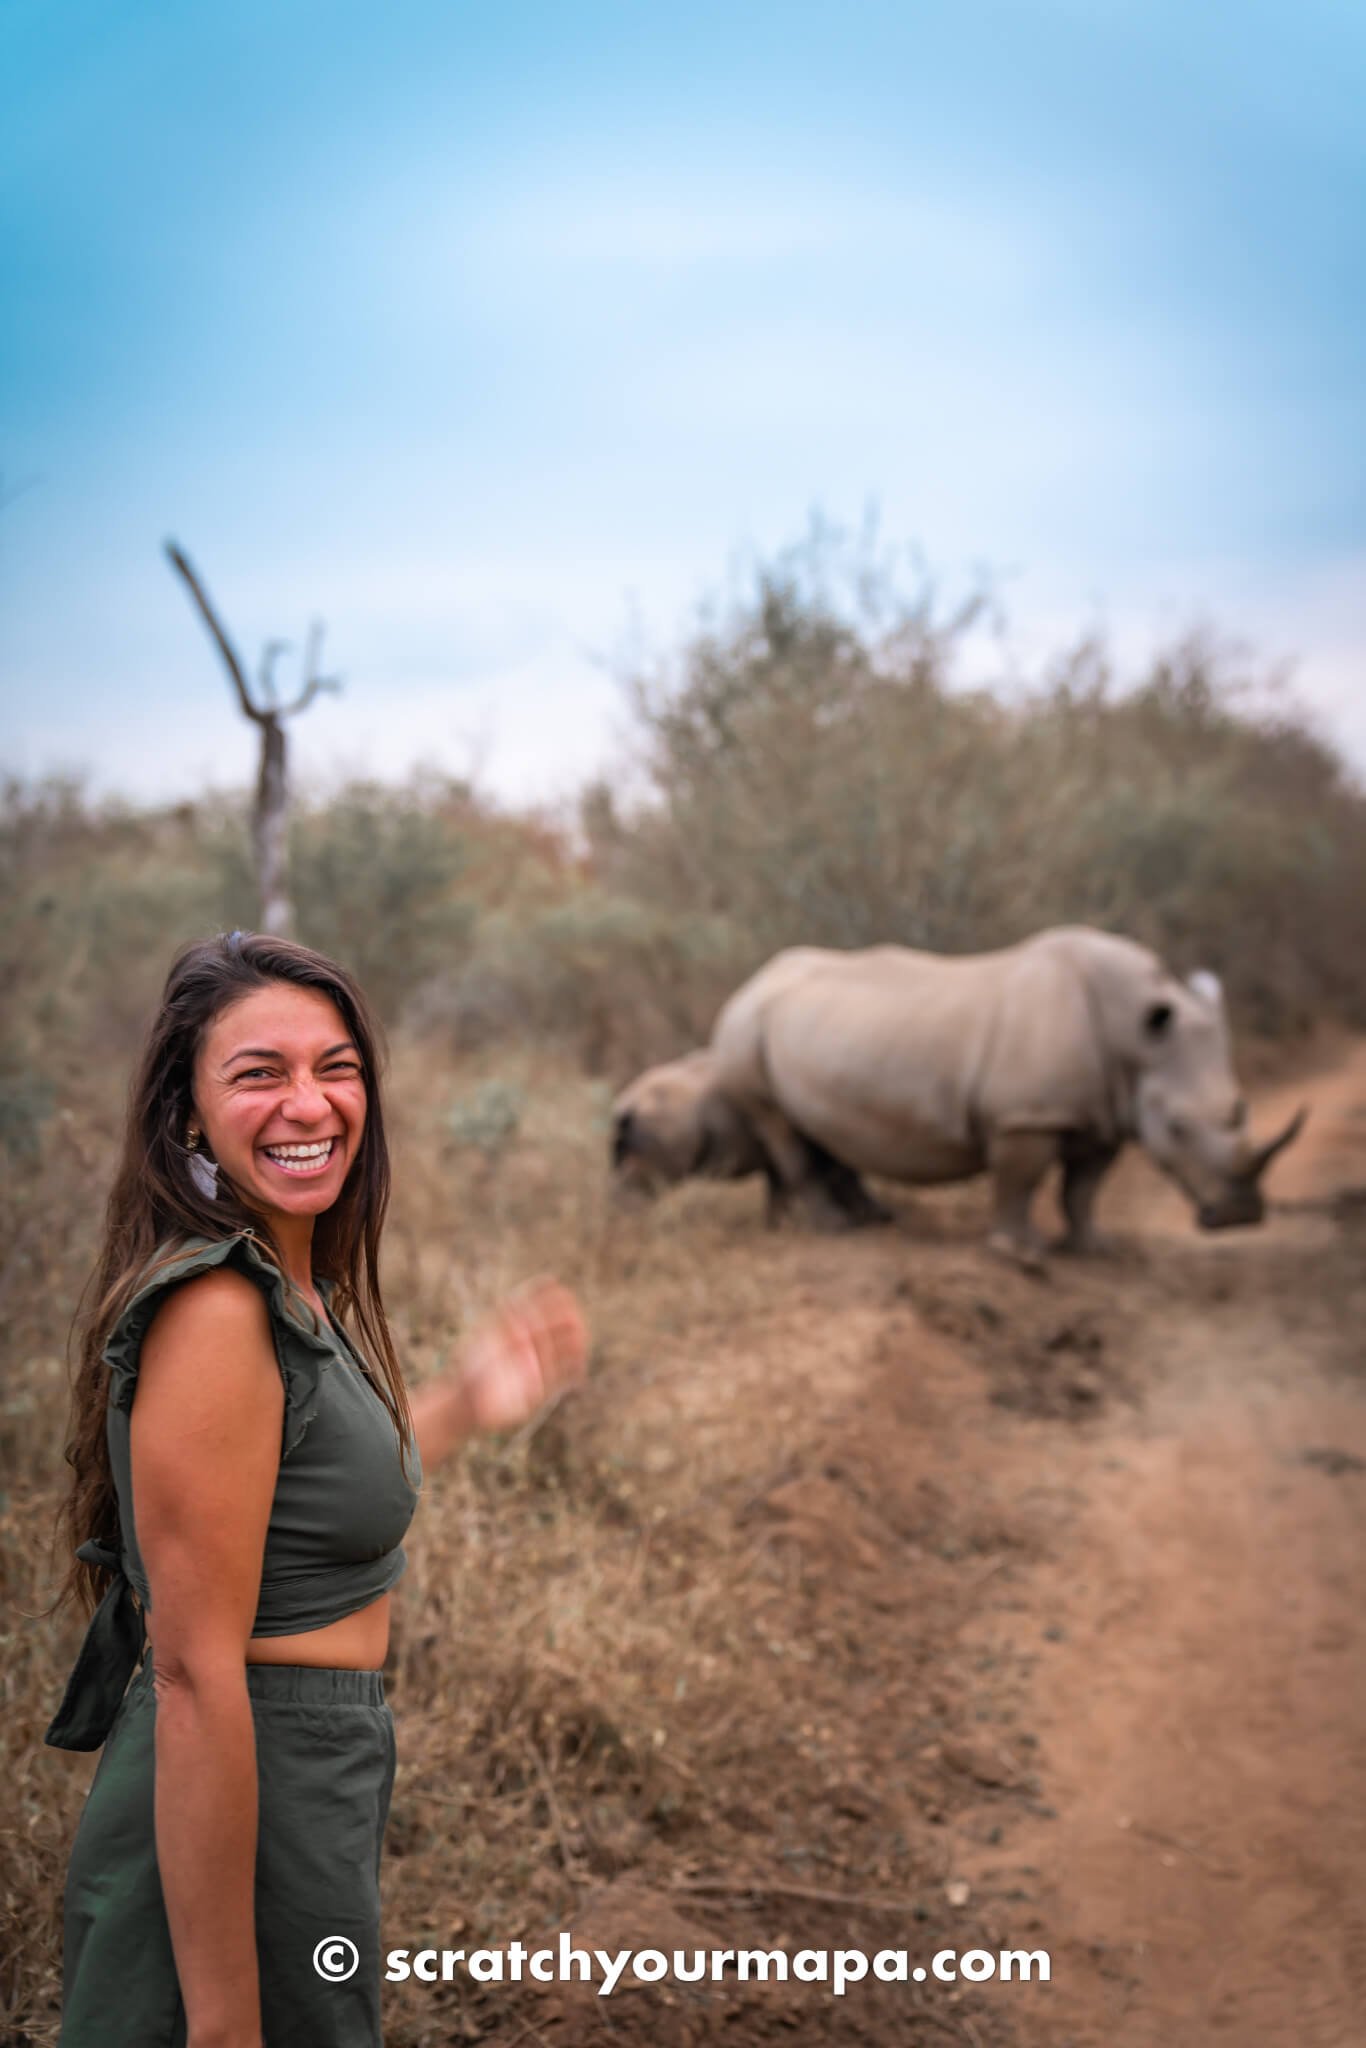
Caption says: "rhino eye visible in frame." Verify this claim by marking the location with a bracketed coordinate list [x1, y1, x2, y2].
[1144, 1001, 1174, 1039]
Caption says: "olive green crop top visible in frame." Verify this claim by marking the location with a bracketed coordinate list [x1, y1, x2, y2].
[45, 1228, 421, 1751]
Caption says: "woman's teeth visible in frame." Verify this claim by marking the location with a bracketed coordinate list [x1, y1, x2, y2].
[263, 1138, 337, 1174]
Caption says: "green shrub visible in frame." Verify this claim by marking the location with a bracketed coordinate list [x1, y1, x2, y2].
[414, 892, 741, 1076]
[445, 1077, 525, 1158]
[289, 781, 480, 1020]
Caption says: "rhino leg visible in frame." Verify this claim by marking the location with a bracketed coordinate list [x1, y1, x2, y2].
[746, 1104, 872, 1233]
[747, 1101, 824, 1227]
[1056, 1138, 1121, 1255]
[807, 1141, 894, 1228]
[986, 1130, 1060, 1270]
[764, 1161, 878, 1233]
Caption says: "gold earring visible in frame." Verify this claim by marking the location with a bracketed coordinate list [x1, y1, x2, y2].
[187, 1125, 202, 1151]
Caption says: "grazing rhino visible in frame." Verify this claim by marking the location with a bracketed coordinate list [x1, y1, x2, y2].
[611, 1049, 890, 1223]
[707, 926, 1305, 1263]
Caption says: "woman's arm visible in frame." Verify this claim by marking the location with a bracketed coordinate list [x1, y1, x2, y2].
[410, 1277, 589, 1475]
[131, 1269, 284, 2048]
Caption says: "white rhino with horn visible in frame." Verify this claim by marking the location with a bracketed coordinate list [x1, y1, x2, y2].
[706, 926, 1305, 1263]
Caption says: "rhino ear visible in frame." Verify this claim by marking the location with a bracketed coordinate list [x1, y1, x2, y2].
[1188, 969, 1224, 1009]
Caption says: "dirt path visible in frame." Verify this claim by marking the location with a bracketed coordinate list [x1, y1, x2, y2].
[943, 1045, 1366, 2046]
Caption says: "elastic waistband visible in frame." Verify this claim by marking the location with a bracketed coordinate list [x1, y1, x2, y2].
[245, 1661, 387, 1707]
[132, 1650, 386, 1708]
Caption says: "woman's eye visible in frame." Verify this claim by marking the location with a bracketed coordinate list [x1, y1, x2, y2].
[232, 1062, 361, 1082]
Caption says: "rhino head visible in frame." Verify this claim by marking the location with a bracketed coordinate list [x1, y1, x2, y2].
[611, 1051, 763, 1195]
[1132, 970, 1305, 1229]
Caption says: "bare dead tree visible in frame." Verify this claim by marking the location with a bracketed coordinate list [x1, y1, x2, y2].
[165, 541, 341, 935]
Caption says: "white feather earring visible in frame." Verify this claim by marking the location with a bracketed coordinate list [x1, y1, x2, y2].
[186, 1124, 220, 1200]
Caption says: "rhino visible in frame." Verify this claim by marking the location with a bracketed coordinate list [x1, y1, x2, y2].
[611, 1048, 890, 1223]
[706, 926, 1305, 1263]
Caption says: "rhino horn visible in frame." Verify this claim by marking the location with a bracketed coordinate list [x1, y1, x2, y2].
[1245, 1104, 1308, 1181]
[1193, 1102, 1308, 1184]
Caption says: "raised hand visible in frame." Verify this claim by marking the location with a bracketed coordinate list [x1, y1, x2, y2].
[457, 1278, 590, 1435]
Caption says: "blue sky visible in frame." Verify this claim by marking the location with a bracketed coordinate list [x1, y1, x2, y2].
[2, 0, 1363, 805]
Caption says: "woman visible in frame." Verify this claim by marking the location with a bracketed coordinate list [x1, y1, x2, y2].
[46, 929, 588, 2048]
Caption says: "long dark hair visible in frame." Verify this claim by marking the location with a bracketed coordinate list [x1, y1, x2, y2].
[56, 929, 413, 1617]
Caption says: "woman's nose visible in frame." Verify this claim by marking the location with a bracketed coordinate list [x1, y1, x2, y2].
[281, 1075, 330, 1121]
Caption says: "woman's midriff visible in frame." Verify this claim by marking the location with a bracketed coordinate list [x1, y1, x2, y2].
[244, 1590, 391, 1670]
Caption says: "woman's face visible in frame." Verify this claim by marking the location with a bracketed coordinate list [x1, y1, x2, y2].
[191, 983, 368, 1226]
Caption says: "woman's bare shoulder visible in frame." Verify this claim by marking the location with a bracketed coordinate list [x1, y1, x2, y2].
[138, 1265, 279, 1398]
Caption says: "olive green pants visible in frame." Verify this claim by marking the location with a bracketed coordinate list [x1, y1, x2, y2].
[61, 1655, 397, 2047]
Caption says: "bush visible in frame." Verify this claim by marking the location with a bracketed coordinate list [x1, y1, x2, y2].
[445, 1077, 525, 1158]
[598, 531, 1366, 1037]
[289, 780, 479, 1021]
[415, 892, 741, 1077]
[0, 778, 254, 1098]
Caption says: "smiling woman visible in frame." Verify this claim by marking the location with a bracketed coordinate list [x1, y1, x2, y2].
[46, 929, 589, 2048]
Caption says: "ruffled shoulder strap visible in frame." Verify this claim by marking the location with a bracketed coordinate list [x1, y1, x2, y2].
[104, 1228, 337, 1458]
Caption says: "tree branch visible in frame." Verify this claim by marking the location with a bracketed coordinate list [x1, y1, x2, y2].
[280, 672, 343, 717]
[165, 541, 263, 724]
[257, 639, 291, 708]
[279, 622, 342, 716]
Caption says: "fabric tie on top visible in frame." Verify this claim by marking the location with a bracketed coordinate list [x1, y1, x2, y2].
[44, 1540, 147, 1752]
